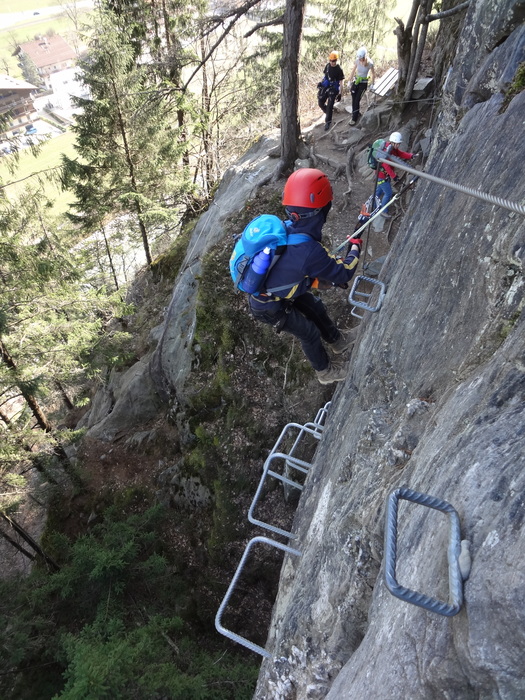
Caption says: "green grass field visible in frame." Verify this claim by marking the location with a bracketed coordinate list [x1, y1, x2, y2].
[0, 129, 78, 215]
[0, 1, 58, 12]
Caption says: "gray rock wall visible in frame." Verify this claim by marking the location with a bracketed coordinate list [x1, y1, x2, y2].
[253, 3, 525, 698]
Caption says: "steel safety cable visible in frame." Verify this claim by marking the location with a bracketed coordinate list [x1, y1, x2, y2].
[377, 155, 525, 216]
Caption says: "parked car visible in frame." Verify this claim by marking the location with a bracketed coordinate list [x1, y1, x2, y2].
[25, 125, 37, 134]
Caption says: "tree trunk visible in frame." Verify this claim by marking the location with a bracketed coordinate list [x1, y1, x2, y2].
[200, 36, 214, 193]
[101, 224, 120, 291]
[277, 0, 306, 178]
[111, 78, 153, 265]
[394, 0, 421, 96]
[0, 513, 60, 571]
[55, 380, 74, 411]
[0, 526, 37, 562]
[404, 0, 433, 102]
[0, 339, 75, 479]
[0, 338, 53, 433]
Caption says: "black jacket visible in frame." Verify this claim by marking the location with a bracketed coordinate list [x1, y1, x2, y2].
[323, 62, 345, 85]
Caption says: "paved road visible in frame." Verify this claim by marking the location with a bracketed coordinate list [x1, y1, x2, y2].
[0, 1, 93, 30]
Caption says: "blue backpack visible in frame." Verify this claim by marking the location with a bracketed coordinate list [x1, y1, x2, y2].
[229, 214, 310, 296]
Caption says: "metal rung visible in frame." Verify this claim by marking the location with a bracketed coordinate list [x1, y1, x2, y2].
[384, 487, 465, 617]
[270, 422, 322, 462]
[348, 275, 386, 313]
[311, 401, 332, 431]
[215, 536, 301, 658]
[248, 450, 314, 539]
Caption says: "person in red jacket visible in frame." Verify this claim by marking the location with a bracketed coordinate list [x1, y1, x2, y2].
[375, 131, 414, 218]
[249, 168, 361, 385]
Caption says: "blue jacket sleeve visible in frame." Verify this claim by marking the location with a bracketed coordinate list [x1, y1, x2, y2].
[306, 243, 360, 285]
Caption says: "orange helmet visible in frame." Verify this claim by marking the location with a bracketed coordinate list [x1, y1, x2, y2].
[329, 51, 339, 61]
[282, 168, 333, 210]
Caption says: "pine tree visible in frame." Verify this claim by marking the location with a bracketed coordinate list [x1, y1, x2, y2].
[62, 11, 192, 266]
[0, 186, 128, 500]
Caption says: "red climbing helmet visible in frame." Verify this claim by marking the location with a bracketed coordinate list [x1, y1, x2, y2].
[282, 168, 333, 210]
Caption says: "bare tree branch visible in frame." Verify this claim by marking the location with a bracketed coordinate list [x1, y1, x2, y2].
[0, 166, 61, 191]
[182, 0, 265, 92]
[244, 15, 284, 38]
[426, 0, 469, 22]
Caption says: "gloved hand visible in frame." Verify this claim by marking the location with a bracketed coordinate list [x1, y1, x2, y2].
[317, 82, 323, 88]
[348, 238, 363, 248]
[393, 175, 400, 183]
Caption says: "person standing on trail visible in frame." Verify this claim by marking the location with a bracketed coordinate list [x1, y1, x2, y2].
[348, 47, 375, 126]
[374, 131, 414, 219]
[318, 52, 345, 132]
[248, 168, 362, 385]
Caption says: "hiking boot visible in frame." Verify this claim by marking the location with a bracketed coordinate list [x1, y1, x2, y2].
[330, 327, 358, 354]
[349, 119, 356, 126]
[316, 359, 348, 385]
[381, 211, 392, 219]
[324, 121, 332, 131]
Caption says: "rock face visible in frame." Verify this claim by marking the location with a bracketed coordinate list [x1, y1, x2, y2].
[253, 3, 525, 698]
[77, 0, 525, 695]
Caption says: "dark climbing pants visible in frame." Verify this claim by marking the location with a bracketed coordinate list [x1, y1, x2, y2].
[318, 89, 337, 125]
[250, 292, 339, 371]
[350, 81, 368, 120]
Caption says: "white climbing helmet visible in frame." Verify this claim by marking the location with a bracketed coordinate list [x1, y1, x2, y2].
[389, 131, 403, 144]
[356, 47, 366, 59]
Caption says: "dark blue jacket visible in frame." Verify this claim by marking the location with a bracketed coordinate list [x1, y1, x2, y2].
[249, 211, 359, 312]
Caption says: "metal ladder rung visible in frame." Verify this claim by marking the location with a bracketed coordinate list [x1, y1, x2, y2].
[348, 275, 386, 315]
[384, 486, 466, 617]
[248, 451, 313, 539]
[215, 536, 301, 658]
[270, 422, 322, 461]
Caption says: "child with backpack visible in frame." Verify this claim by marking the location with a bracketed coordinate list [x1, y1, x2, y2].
[232, 168, 361, 385]
[318, 52, 345, 132]
[372, 132, 415, 218]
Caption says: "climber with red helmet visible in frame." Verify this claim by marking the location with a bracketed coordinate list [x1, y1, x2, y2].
[248, 168, 362, 385]
[375, 131, 415, 218]
[318, 51, 345, 131]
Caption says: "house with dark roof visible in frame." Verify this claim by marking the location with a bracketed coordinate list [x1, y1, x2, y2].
[0, 74, 38, 138]
[15, 35, 77, 89]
